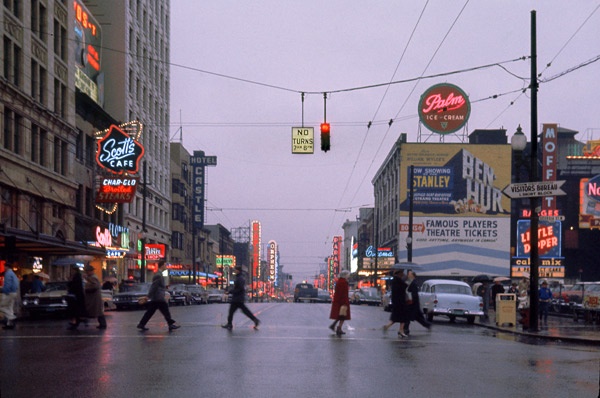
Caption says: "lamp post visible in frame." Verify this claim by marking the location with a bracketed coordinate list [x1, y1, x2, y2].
[407, 165, 414, 262]
[509, 10, 540, 332]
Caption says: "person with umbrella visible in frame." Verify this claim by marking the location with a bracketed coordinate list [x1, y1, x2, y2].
[405, 269, 431, 333]
[383, 268, 410, 337]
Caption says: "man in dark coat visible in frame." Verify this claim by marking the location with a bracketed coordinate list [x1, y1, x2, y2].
[405, 270, 431, 334]
[137, 261, 180, 331]
[67, 265, 86, 330]
[221, 265, 260, 330]
[383, 268, 410, 337]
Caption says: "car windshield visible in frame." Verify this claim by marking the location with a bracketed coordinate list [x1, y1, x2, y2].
[360, 288, 380, 298]
[120, 283, 150, 293]
[433, 284, 472, 295]
[44, 282, 68, 292]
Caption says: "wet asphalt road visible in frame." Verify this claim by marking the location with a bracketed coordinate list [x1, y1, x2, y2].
[1, 302, 599, 398]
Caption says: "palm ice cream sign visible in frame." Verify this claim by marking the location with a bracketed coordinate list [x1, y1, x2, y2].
[418, 83, 470, 135]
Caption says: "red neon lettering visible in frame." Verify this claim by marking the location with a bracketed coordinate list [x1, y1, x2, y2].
[422, 92, 465, 114]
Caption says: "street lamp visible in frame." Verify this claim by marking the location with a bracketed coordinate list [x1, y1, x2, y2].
[511, 123, 540, 333]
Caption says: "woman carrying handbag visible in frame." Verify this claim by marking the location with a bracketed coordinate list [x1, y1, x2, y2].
[328, 270, 351, 336]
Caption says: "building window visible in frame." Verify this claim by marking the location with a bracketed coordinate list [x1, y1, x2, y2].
[2, 108, 22, 155]
[0, 188, 18, 228]
[30, 59, 47, 104]
[76, 129, 84, 161]
[31, 0, 47, 41]
[53, 137, 68, 176]
[4, 0, 21, 18]
[53, 18, 67, 61]
[54, 78, 67, 117]
[28, 196, 41, 233]
[3, 36, 22, 87]
[85, 134, 95, 167]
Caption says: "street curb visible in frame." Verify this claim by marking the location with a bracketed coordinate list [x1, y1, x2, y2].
[475, 321, 600, 346]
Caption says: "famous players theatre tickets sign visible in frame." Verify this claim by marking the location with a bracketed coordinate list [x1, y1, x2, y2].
[398, 144, 512, 276]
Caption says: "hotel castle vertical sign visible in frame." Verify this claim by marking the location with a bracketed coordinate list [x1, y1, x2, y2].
[191, 151, 217, 229]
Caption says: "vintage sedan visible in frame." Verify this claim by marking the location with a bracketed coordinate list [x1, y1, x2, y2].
[184, 284, 209, 304]
[168, 284, 193, 306]
[419, 279, 484, 324]
[207, 289, 226, 304]
[22, 281, 69, 317]
[356, 287, 382, 306]
[113, 283, 152, 310]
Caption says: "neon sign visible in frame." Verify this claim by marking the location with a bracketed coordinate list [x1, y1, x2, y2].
[96, 178, 138, 203]
[418, 83, 470, 135]
[96, 125, 144, 175]
[73, 0, 102, 105]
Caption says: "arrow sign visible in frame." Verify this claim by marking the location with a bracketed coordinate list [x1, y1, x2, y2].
[539, 216, 565, 222]
[502, 180, 566, 199]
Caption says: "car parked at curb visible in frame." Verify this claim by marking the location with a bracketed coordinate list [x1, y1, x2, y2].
[355, 287, 382, 306]
[168, 284, 193, 306]
[419, 279, 484, 324]
[207, 289, 226, 303]
[113, 283, 153, 310]
[316, 288, 332, 303]
[22, 281, 69, 317]
[184, 284, 209, 304]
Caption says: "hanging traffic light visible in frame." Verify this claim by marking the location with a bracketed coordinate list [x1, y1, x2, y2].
[320, 123, 330, 152]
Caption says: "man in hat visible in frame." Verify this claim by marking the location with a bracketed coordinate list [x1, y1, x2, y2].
[0, 261, 19, 329]
[222, 265, 260, 330]
[83, 264, 107, 329]
[137, 261, 180, 331]
[539, 280, 553, 324]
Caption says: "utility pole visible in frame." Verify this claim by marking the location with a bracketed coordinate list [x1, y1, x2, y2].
[141, 160, 147, 283]
[528, 9, 540, 332]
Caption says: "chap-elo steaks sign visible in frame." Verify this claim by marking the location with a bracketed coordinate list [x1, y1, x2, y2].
[418, 83, 470, 135]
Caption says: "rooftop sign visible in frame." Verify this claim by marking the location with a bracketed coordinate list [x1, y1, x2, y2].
[418, 83, 470, 135]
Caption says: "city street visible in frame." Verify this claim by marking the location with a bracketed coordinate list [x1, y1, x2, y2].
[1, 303, 598, 398]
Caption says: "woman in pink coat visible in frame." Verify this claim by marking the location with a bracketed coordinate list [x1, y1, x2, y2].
[328, 270, 351, 336]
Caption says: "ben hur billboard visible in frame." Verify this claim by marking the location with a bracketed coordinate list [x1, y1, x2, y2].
[398, 144, 512, 276]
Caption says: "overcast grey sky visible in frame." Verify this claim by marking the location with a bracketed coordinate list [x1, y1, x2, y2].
[169, 1, 600, 280]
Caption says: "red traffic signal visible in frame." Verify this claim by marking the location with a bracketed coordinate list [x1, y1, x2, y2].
[320, 123, 331, 152]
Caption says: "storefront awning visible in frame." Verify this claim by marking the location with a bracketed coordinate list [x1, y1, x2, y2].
[0, 228, 106, 257]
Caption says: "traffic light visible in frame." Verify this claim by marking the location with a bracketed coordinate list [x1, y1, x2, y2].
[320, 123, 330, 152]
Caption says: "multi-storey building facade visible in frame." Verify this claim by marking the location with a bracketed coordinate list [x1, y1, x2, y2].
[85, 0, 171, 281]
[1, 0, 107, 279]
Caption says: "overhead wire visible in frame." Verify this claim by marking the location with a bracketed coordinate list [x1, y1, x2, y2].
[323, 1, 431, 247]
[346, 0, 471, 209]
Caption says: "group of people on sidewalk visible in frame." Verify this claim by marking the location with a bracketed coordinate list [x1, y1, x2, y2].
[66, 264, 107, 330]
[328, 267, 431, 337]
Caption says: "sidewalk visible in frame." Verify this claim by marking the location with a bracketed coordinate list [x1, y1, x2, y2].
[475, 309, 600, 345]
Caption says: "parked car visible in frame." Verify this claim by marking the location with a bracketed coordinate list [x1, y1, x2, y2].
[293, 283, 318, 303]
[316, 289, 332, 303]
[419, 279, 484, 324]
[113, 283, 152, 310]
[356, 287, 382, 306]
[207, 289, 226, 303]
[350, 289, 365, 305]
[382, 291, 392, 312]
[168, 284, 193, 306]
[101, 289, 116, 311]
[22, 281, 69, 317]
[574, 282, 600, 321]
[184, 284, 209, 304]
